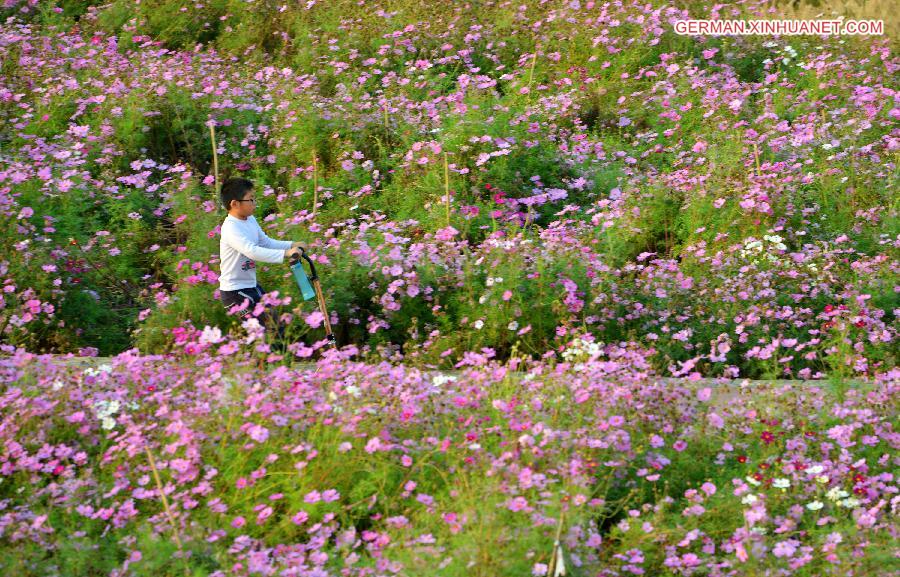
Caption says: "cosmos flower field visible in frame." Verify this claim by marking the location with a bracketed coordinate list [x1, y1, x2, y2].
[0, 0, 897, 575]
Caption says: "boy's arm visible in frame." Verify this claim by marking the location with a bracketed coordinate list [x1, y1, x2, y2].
[259, 229, 293, 251]
[253, 217, 294, 251]
[222, 222, 288, 264]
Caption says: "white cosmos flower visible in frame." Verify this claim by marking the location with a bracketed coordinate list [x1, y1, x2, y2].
[199, 325, 223, 345]
[93, 399, 120, 417]
[431, 374, 457, 387]
[826, 487, 849, 501]
[744, 240, 763, 251]
[806, 501, 824, 511]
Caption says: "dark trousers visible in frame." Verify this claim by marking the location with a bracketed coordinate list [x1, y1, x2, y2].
[220, 284, 287, 343]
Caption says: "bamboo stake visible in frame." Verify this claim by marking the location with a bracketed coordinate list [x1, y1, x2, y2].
[752, 142, 761, 177]
[443, 151, 450, 228]
[209, 123, 220, 197]
[312, 278, 336, 349]
[312, 152, 318, 217]
[547, 509, 566, 576]
[527, 47, 539, 87]
[145, 447, 190, 576]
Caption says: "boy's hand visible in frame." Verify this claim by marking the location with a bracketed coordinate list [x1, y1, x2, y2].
[284, 247, 301, 260]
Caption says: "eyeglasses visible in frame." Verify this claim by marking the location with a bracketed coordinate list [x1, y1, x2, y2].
[235, 198, 256, 204]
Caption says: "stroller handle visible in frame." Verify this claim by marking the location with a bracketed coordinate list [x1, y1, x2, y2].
[289, 246, 318, 281]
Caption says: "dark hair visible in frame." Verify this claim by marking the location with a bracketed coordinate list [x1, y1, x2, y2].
[220, 177, 254, 211]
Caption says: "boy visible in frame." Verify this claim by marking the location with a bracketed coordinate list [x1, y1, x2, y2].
[217, 177, 301, 341]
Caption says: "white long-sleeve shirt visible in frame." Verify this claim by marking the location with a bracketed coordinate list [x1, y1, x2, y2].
[218, 214, 292, 291]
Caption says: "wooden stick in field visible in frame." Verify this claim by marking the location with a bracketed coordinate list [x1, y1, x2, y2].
[209, 123, 220, 196]
[444, 151, 450, 227]
[527, 46, 539, 87]
[753, 141, 761, 176]
[312, 153, 318, 217]
[145, 447, 190, 576]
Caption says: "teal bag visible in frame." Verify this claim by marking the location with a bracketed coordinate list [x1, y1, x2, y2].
[290, 258, 316, 301]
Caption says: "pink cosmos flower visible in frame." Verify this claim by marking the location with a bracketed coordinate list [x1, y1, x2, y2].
[507, 496, 529, 512]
